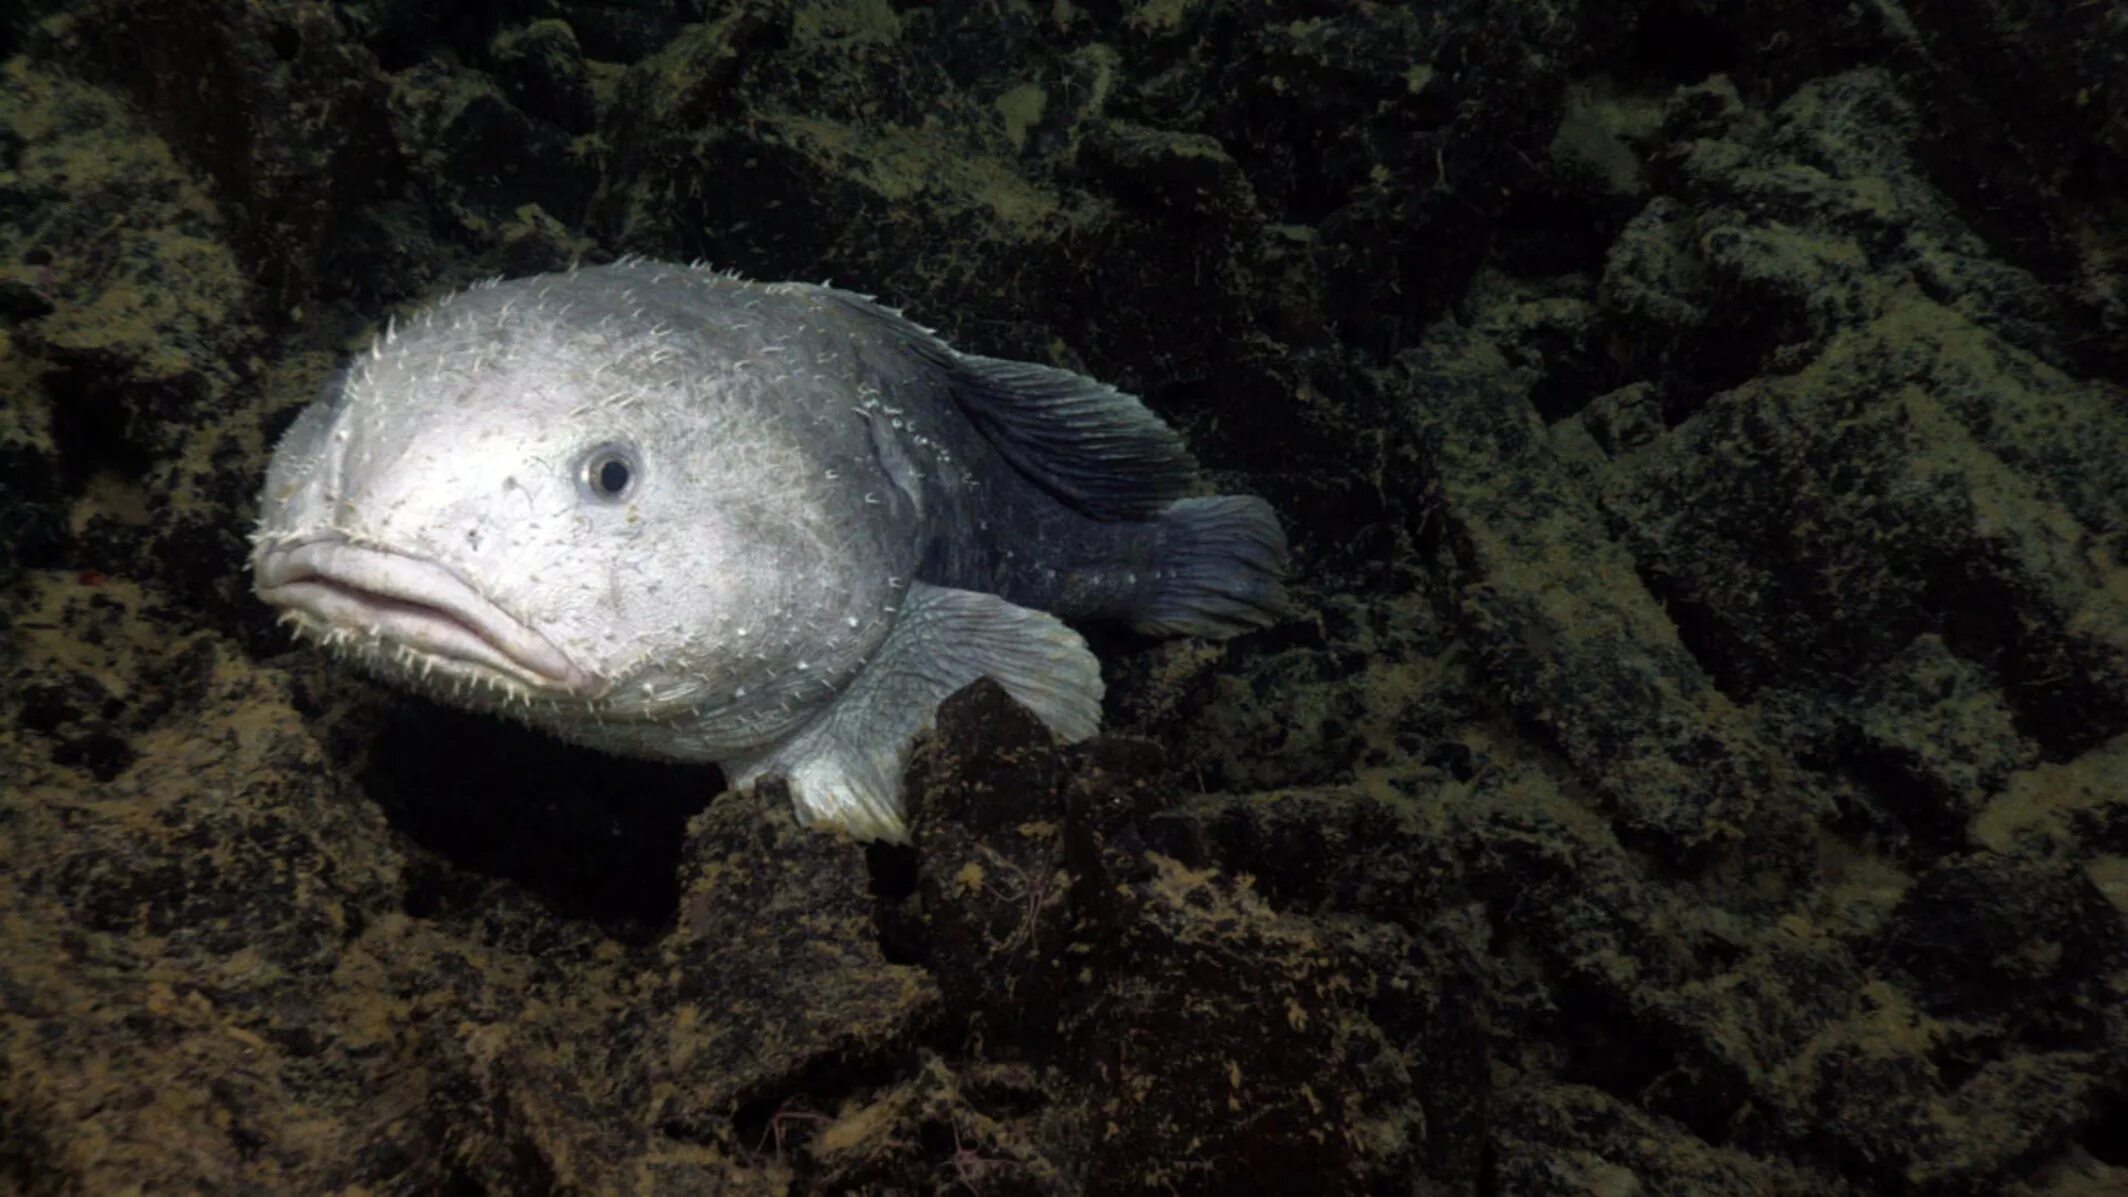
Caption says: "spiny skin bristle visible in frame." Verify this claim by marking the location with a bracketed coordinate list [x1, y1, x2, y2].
[280, 610, 553, 712]
[272, 600, 728, 737]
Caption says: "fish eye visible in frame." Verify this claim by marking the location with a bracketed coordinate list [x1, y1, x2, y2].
[578, 442, 640, 503]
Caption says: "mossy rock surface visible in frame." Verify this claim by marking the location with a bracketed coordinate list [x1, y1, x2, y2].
[4, 1, 2126, 1193]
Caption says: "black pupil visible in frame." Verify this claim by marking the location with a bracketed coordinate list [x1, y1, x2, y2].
[597, 458, 630, 495]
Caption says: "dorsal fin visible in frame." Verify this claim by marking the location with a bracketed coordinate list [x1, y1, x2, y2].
[820, 289, 1198, 521]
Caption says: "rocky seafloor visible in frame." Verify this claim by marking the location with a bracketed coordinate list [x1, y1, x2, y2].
[3, 0, 2126, 1193]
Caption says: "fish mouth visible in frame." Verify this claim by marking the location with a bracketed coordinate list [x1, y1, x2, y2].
[252, 534, 599, 698]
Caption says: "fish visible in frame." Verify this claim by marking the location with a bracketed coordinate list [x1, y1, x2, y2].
[250, 259, 1289, 842]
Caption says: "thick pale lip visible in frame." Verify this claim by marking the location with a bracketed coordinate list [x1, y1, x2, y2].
[253, 535, 597, 696]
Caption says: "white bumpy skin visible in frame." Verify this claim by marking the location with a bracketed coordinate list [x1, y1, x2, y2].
[253, 268, 906, 761]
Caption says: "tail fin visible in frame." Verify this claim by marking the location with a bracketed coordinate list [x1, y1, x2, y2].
[1131, 495, 1292, 637]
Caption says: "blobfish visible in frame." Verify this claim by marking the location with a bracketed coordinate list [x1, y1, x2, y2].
[251, 259, 1289, 841]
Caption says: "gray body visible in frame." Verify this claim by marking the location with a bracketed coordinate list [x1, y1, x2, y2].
[252, 260, 1287, 840]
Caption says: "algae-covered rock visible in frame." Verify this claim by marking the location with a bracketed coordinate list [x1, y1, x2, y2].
[5, 0, 2127, 1193]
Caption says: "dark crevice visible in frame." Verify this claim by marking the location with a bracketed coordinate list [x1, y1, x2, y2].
[1608, 3, 1743, 89]
[361, 702, 710, 940]
[40, 366, 160, 493]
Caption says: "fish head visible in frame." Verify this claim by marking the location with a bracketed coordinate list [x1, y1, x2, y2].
[250, 285, 842, 737]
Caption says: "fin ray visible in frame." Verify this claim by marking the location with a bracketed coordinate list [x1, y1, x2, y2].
[722, 583, 1103, 842]
[821, 289, 1197, 520]
[1131, 495, 1292, 637]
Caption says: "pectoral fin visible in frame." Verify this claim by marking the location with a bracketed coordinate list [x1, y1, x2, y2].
[721, 582, 1103, 842]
